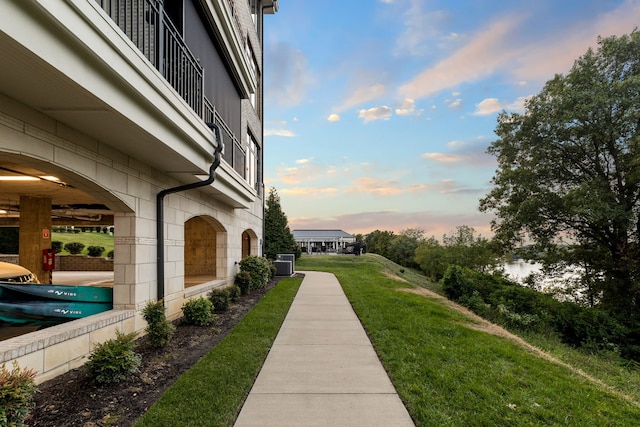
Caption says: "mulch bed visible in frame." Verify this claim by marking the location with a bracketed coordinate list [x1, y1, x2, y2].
[28, 278, 282, 427]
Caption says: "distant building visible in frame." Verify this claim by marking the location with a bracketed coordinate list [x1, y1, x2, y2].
[293, 229, 356, 253]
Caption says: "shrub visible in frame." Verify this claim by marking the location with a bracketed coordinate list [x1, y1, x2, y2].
[239, 256, 272, 290]
[0, 361, 38, 427]
[269, 263, 277, 279]
[441, 265, 476, 301]
[227, 285, 241, 302]
[87, 246, 105, 257]
[86, 330, 141, 385]
[64, 242, 85, 255]
[107, 250, 114, 259]
[182, 297, 215, 326]
[51, 241, 63, 254]
[551, 303, 627, 351]
[235, 270, 251, 295]
[209, 289, 230, 313]
[142, 301, 175, 347]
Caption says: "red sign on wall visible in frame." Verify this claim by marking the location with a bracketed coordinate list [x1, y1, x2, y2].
[43, 228, 50, 239]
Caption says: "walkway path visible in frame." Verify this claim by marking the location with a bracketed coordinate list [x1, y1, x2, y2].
[234, 271, 415, 427]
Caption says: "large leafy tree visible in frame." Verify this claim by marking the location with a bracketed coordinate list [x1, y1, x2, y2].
[479, 31, 640, 316]
[387, 228, 425, 268]
[264, 187, 299, 260]
[364, 230, 395, 258]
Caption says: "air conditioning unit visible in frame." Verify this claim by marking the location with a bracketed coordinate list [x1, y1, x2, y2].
[273, 260, 293, 276]
[276, 254, 295, 273]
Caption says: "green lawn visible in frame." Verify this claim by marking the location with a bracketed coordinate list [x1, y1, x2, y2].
[135, 254, 639, 426]
[51, 231, 114, 256]
[297, 254, 640, 426]
[135, 277, 303, 426]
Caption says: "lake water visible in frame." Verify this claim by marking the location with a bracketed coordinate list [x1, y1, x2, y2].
[501, 260, 543, 283]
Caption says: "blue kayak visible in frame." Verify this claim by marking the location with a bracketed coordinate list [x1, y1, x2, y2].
[0, 283, 112, 303]
[0, 301, 112, 325]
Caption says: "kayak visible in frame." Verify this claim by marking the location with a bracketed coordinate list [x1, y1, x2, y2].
[0, 301, 112, 325]
[0, 283, 112, 303]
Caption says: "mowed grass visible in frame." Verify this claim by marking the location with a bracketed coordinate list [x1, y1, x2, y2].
[51, 231, 114, 256]
[297, 254, 640, 426]
[135, 277, 302, 427]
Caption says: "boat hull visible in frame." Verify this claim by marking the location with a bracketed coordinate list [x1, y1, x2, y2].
[0, 301, 112, 325]
[0, 283, 112, 302]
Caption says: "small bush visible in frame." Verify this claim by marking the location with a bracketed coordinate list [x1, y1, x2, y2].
[182, 297, 215, 326]
[86, 330, 141, 385]
[239, 256, 272, 290]
[209, 289, 230, 313]
[51, 241, 63, 254]
[87, 246, 105, 257]
[64, 242, 85, 255]
[235, 271, 251, 295]
[107, 250, 114, 259]
[142, 301, 175, 347]
[227, 285, 241, 302]
[0, 361, 38, 427]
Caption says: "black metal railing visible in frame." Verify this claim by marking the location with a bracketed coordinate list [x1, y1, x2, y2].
[97, 0, 247, 181]
[96, 0, 203, 115]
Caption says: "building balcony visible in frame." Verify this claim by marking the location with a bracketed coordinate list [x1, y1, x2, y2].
[0, 0, 256, 208]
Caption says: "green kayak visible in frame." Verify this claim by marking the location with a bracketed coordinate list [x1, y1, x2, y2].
[0, 283, 112, 302]
[0, 301, 112, 325]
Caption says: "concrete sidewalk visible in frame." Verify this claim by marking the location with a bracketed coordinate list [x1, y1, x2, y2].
[234, 271, 415, 427]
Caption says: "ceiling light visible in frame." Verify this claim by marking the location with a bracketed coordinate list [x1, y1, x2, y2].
[0, 176, 39, 181]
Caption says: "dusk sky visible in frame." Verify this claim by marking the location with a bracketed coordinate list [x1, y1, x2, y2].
[262, 0, 639, 238]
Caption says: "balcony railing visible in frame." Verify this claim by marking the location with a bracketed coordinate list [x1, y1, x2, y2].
[96, 0, 249, 181]
[96, 0, 203, 116]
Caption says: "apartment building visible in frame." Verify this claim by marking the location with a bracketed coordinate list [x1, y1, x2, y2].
[0, 0, 277, 382]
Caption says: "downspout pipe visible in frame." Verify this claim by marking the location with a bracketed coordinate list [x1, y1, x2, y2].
[156, 123, 223, 302]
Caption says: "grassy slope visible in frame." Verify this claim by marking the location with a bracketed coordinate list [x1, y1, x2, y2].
[297, 254, 640, 426]
[51, 231, 114, 256]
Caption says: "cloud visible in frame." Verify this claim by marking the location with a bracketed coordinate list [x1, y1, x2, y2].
[288, 210, 495, 237]
[510, 2, 640, 82]
[264, 129, 296, 137]
[346, 177, 433, 197]
[265, 42, 314, 106]
[422, 136, 497, 168]
[395, 98, 424, 116]
[295, 158, 313, 164]
[421, 153, 464, 163]
[394, 0, 450, 56]
[359, 106, 392, 122]
[474, 98, 502, 115]
[336, 84, 386, 112]
[446, 98, 463, 109]
[327, 113, 340, 122]
[473, 96, 531, 115]
[280, 187, 339, 196]
[398, 15, 524, 100]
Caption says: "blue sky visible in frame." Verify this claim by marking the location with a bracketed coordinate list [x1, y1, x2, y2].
[262, 0, 639, 238]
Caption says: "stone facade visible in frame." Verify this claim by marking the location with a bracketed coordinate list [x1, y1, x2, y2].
[0, 0, 277, 382]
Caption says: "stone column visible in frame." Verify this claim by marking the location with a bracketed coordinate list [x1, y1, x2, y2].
[19, 196, 52, 283]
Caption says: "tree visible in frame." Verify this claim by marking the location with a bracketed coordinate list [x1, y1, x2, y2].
[387, 228, 425, 268]
[264, 187, 299, 260]
[415, 226, 497, 280]
[364, 230, 395, 258]
[479, 31, 640, 316]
